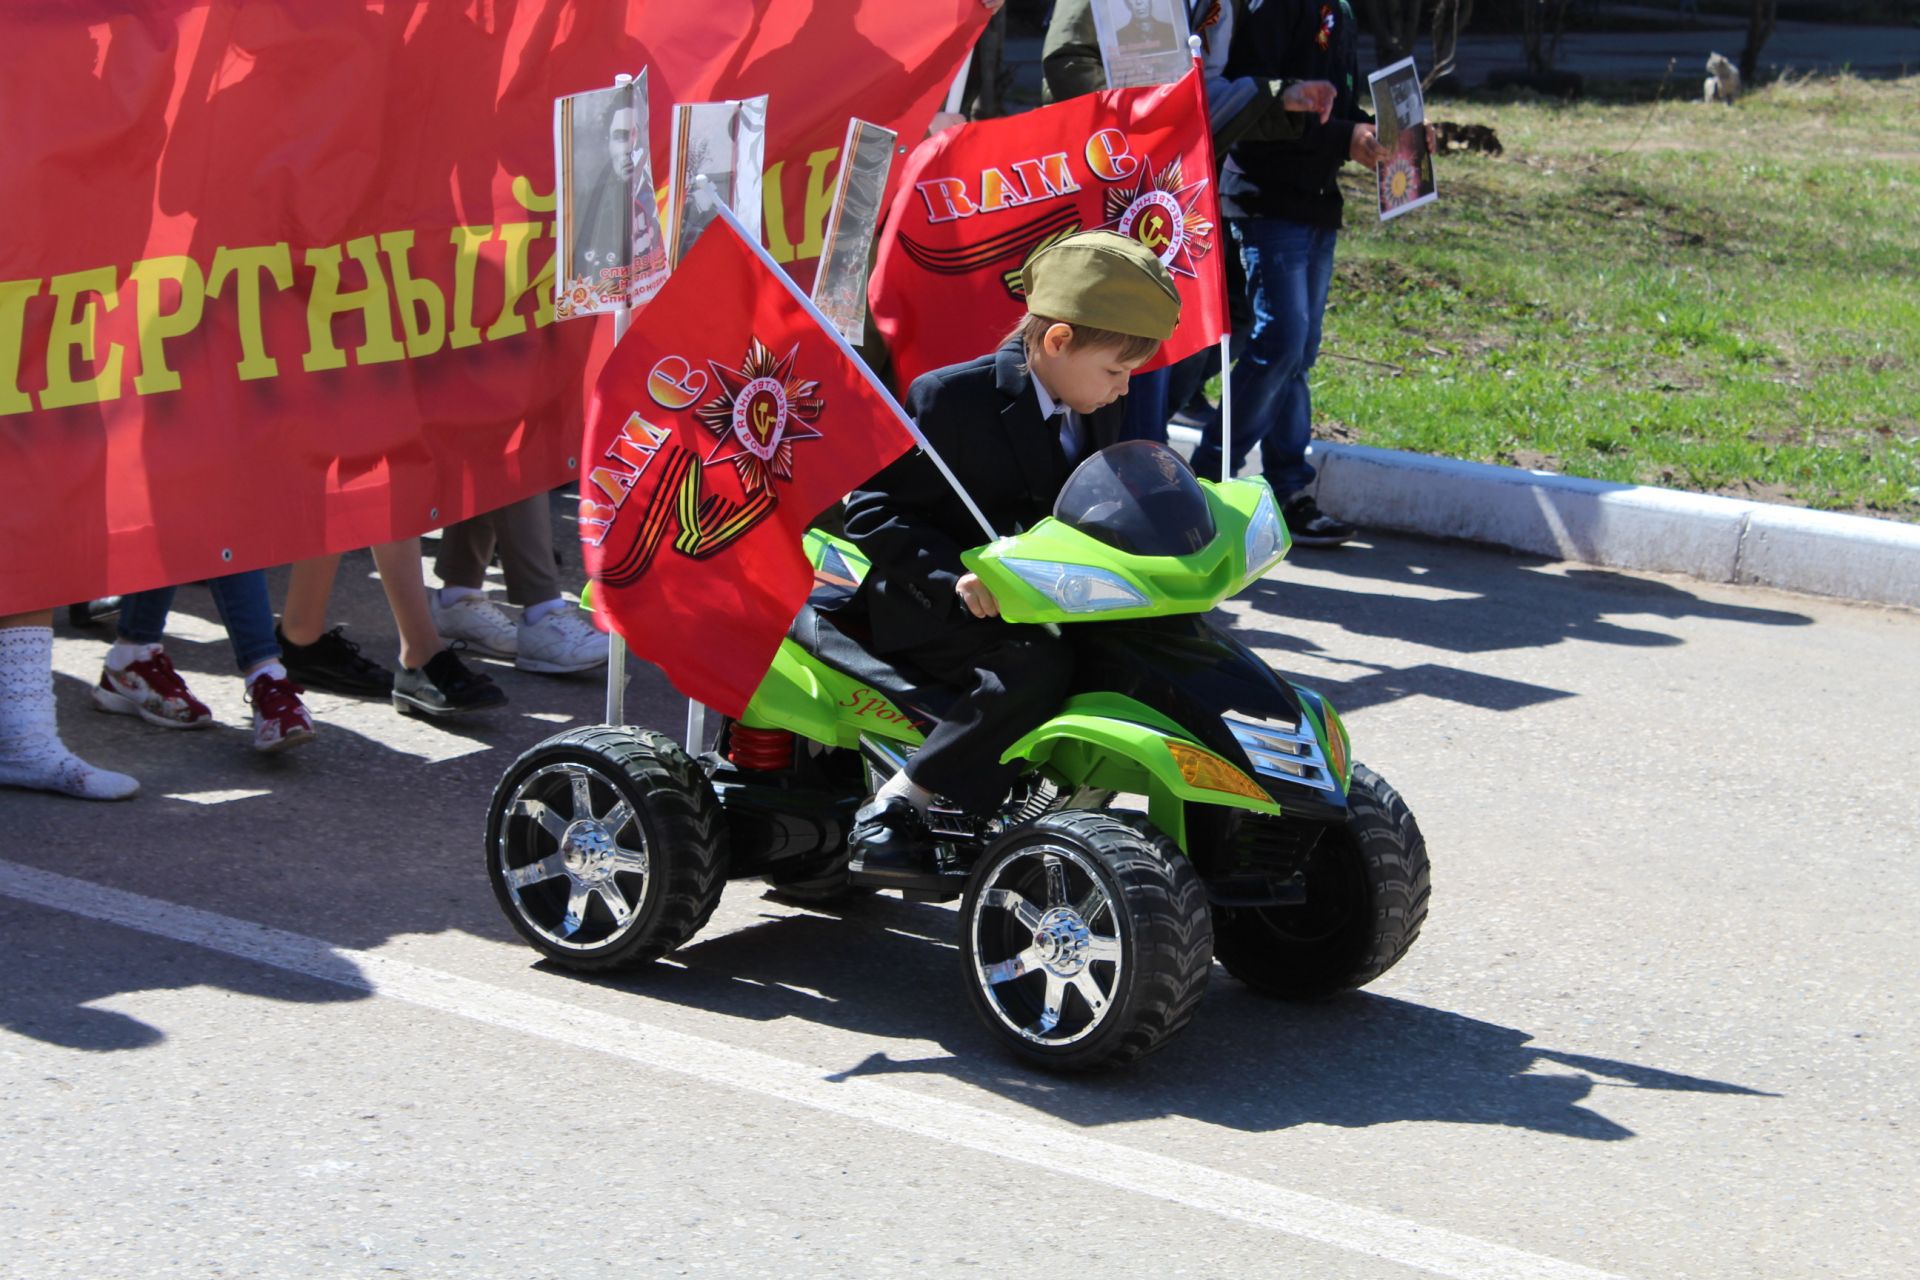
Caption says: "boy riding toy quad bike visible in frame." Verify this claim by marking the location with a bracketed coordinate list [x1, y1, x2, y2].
[484, 439, 1429, 1070]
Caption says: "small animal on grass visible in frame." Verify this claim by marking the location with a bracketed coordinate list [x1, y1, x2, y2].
[1704, 52, 1741, 104]
[1432, 121, 1503, 156]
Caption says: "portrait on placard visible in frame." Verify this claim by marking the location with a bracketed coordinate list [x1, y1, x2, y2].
[1089, 0, 1192, 89]
[1112, 0, 1175, 51]
[555, 84, 633, 318]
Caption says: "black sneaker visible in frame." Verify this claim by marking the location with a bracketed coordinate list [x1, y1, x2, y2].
[1281, 493, 1357, 548]
[277, 624, 394, 696]
[392, 647, 508, 717]
[847, 796, 936, 879]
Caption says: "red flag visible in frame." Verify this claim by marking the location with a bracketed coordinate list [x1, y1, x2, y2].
[871, 67, 1226, 394]
[581, 216, 917, 717]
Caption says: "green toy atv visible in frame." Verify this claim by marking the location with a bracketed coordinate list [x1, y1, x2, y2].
[485, 441, 1429, 1070]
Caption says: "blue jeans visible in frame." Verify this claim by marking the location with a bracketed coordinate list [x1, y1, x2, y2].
[1119, 346, 1221, 445]
[117, 570, 280, 671]
[1189, 217, 1338, 496]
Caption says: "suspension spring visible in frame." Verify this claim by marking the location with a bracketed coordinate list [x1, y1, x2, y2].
[728, 725, 794, 772]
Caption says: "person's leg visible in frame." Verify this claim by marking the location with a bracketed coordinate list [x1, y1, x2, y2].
[203, 570, 280, 675]
[1257, 223, 1338, 498]
[206, 570, 315, 753]
[430, 509, 520, 659]
[1189, 218, 1310, 482]
[279, 554, 341, 647]
[0, 610, 139, 799]
[849, 621, 1075, 875]
[1259, 224, 1355, 546]
[1119, 367, 1173, 445]
[275, 552, 395, 697]
[370, 538, 446, 671]
[376, 537, 508, 716]
[902, 625, 1074, 811]
[492, 493, 606, 674]
[432, 514, 497, 595]
[94, 585, 212, 728]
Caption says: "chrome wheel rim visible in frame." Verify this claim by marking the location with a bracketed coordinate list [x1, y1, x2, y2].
[968, 843, 1124, 1048]
[496, 762, 650, 951]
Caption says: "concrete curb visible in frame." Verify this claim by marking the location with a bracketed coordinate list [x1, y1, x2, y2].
[1165, 426, 1920, 609]
[1304, 442, 1920, 610]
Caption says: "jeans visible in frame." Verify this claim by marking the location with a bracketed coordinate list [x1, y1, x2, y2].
[1188, 217, 1338, 496]
[1119, 345, 1225, 446]
[117, 570, 280, 671]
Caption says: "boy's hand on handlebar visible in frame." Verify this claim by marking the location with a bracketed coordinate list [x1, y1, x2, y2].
[956, 573, 1000, 619]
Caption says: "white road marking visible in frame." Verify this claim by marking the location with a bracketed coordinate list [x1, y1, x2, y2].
[0, 859, 1623, 1280]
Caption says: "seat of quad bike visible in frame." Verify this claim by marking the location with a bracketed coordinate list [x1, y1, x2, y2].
[786, 603, 956, 734]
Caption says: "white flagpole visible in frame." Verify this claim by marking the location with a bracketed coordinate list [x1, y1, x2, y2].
[605, 73, 636, 729]
[1218, 332, 1233, 483]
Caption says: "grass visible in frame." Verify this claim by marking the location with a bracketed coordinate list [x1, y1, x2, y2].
[1294, 74, 1920, 519]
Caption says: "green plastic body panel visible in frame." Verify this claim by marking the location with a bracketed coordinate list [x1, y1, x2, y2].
[1000, 692, 1281, 851]
[959, 477, 1282, 626]
[739, 639, 927, 748]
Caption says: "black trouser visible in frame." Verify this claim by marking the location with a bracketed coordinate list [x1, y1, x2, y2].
[889, 614, 1074, 814]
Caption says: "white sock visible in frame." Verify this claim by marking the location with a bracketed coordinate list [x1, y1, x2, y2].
[0, 626, 139, 801]
[107, 639, 159, 671]
[246, 661, 289, 687]
[439, 585, 485, 607]
[876, 768, 933, 815]
[522, 597, 566, 626]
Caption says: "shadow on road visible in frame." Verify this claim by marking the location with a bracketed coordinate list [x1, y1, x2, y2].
[544, 890, 1775, 1142]
[1224, 534, 1810, 714]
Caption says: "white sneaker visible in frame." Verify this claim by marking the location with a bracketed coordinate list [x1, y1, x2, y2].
[516, 606, 608, 674]
[431, 593, 519, 659]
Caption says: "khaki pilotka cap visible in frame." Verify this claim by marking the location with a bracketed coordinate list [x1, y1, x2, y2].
[1020, 231, 1181, 341]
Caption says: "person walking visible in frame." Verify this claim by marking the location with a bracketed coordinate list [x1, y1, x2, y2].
[1188, 0, 1381, 546]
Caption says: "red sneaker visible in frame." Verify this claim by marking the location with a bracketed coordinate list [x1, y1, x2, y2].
[92, 646, 214, 729]
[247, 673, 316, 754]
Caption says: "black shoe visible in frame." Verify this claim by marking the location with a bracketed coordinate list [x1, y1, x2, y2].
[1281, 493, 1357, 547]
[278, 624, 394, 696]
[848, 796, 936, 877]
[392, 647, 507, 717]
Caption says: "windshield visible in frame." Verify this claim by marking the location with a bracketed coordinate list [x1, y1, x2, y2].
[1052, 441, 1216, 557]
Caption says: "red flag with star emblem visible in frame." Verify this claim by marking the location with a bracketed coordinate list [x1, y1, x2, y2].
[870, 66, 1225, 393]
[581, 212, 917, 716]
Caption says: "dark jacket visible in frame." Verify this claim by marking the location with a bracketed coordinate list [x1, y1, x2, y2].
[1220, 0, 1372, 229]
[837, 338, 1127, 653]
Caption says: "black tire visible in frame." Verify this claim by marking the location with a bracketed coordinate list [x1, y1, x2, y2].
[1212, 763, 1429, 1000]
[960, 810, 1212, 1071]
[486, 725, 727, 970]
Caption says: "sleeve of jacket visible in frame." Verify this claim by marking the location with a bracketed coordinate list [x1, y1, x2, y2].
[840, 372, 976, 627]
[1041, 0, 1106, 103]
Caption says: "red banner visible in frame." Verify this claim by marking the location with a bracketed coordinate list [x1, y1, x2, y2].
[582, 216, 916, 717]
[0, 1, 983, 615]
[870, 67, 1226, 395]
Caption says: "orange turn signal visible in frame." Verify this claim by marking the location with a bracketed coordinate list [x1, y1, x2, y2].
[1164, 739, 1270, 802]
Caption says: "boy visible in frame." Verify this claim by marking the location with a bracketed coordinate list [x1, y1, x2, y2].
[836, 231, 1181, 876]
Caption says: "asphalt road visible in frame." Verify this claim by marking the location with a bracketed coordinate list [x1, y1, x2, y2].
[4, 518, 1916, 1279]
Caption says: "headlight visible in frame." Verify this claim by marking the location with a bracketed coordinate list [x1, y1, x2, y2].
[1002, 558, 1149, 613]
[1242, 483, 1289, 584]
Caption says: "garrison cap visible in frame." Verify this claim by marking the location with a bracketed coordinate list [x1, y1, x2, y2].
[1020, 231, 1180, 341]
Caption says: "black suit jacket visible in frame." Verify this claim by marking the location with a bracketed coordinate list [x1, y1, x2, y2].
[836, 338, 1127, 653]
